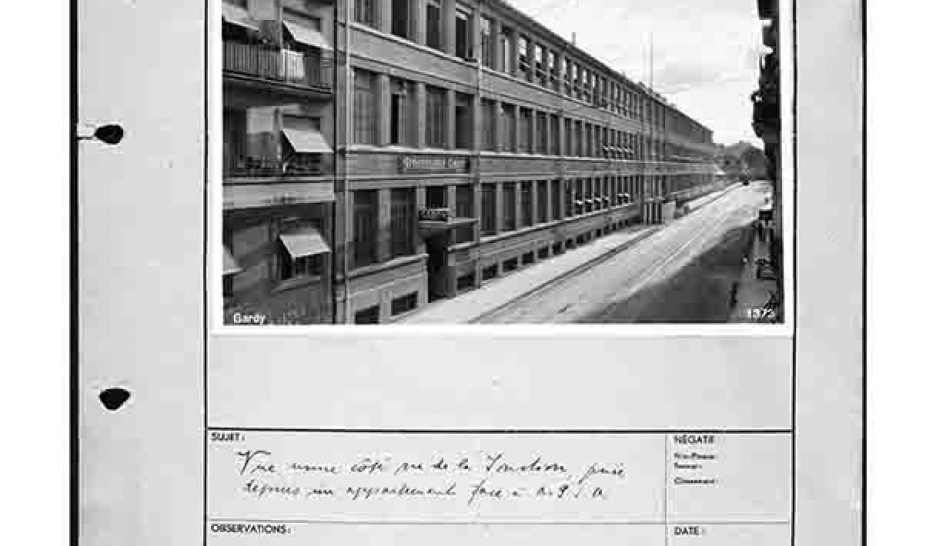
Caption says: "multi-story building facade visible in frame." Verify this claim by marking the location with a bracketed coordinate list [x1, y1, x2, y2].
[752, 0, 782, 313]
[220, 0, 722, 325]
[332, 0, 721, 323]
[221, 0, 337, 324]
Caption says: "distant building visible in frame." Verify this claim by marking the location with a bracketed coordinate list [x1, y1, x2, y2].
[221, 0, 724, 324]
[717, 142, 769, 181]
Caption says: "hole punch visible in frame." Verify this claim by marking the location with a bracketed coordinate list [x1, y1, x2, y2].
[77, 123, 125, 145]
[99, 387, 131, 411]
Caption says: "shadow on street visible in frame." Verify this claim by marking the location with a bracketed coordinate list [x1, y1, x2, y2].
[580, 225, 754, 323]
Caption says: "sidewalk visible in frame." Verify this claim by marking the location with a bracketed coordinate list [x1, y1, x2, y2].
[729, 224, 780, 323]
[399, 225, 658, 324]
[681, 182, 741, 216]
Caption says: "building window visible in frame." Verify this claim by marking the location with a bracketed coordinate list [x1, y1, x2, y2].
[503, 257, 518, 273]
[390, 188, 415, 258]
[520, 182, 533, 227]
[480, 16, 495, 68]
[481, 183, 496, 235]
[354, 0, 377, 28]
[426, 0, 442, 51]
[353, 190, 379, 268]
[223, 108, 247, 175]
[501, 103, 516, 152]
[482, 264, 498, 281]
[564, 58, 573, 95]
[390, 78, 415, 146]
[582, 69, 591, 102]
[517, 35, 530, 80]
[354, 305, 380, 324]
[391, 292, 418, 316]
[502, 182, 517, 231]
[536, 112, 548, 155]
[564, 118, 573, 156]
[534, 44, 546, 86]
[587, 178, 596, 211]
[549, 115, 560, 156]
[456, 272, 475, 291]
[426, 185, 446, 209]
[353, 69, 377, 145]
[537, 180, 548, 223]
[517, 108, 532, 154]
[455, 7, 471, 60]
[551, 179, 561, 220]
[481, 99, 496, 151]
[455, 185, 474, 243]
[500, 27, 512, 73]
[548, 50, 559, 90]
[280, 114, 325, 175]
[277, 239, 324, 280]
[454, 93, 473, 149]
[564, 180, 574, 217]
[391, 0, 410, 39]
[425, 85, 447, 148]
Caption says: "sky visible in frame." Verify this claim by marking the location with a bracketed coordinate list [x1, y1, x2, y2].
[508, 0, 765, 145]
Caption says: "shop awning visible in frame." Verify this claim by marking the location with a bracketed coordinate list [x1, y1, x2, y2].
[222, 4, 259, 31]
[279, 227, 331, 258]
[283, 20, 331, 50]
[223, 246, 242, 275]
[282, 119, 332, 154]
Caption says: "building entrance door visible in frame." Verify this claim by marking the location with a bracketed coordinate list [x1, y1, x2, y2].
[425, 232, 449, 302]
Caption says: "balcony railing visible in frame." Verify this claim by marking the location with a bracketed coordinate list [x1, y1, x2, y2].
[224, 154, 325, 177]
[223, 41, 333, 91]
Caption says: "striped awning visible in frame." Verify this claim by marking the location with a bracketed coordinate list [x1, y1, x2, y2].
[282, 117, 332, 154]
[279, 227, 331, 258]
[222, 4, 259, 31]
[283, 20, 331, 50]
[223, 246, 242, 276]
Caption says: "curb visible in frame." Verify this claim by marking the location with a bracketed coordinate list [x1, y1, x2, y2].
[470, 226, 662, 323]
[682, 183, 742, 215]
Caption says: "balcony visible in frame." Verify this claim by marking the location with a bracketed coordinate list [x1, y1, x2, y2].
[223, 41, 333, 98]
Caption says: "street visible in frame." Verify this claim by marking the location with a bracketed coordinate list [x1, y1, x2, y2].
[477, 182, 773, 323]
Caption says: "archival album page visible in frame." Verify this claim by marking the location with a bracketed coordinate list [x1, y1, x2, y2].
[77, 1, 863, 545]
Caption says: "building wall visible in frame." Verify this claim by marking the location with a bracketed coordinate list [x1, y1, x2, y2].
[222, 0, 338, 324]
[330, 0, 722, 323]
[224, 203, 335, 324]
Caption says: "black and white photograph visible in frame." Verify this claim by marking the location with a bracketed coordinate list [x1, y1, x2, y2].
[217, 0, 788, 325]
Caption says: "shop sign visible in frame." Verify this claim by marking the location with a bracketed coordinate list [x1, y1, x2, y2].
[399, 155, 471, 173]
[418, 208, 451, 222]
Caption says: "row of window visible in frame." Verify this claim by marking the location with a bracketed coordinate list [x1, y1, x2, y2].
[349, 176, 644, 270]
[350, 0, 712, 141]
[477, 217, 635, 284]
[353, 291, 419, 323]
[480, 177, 643, 236]
[353, 68, 668, 158]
